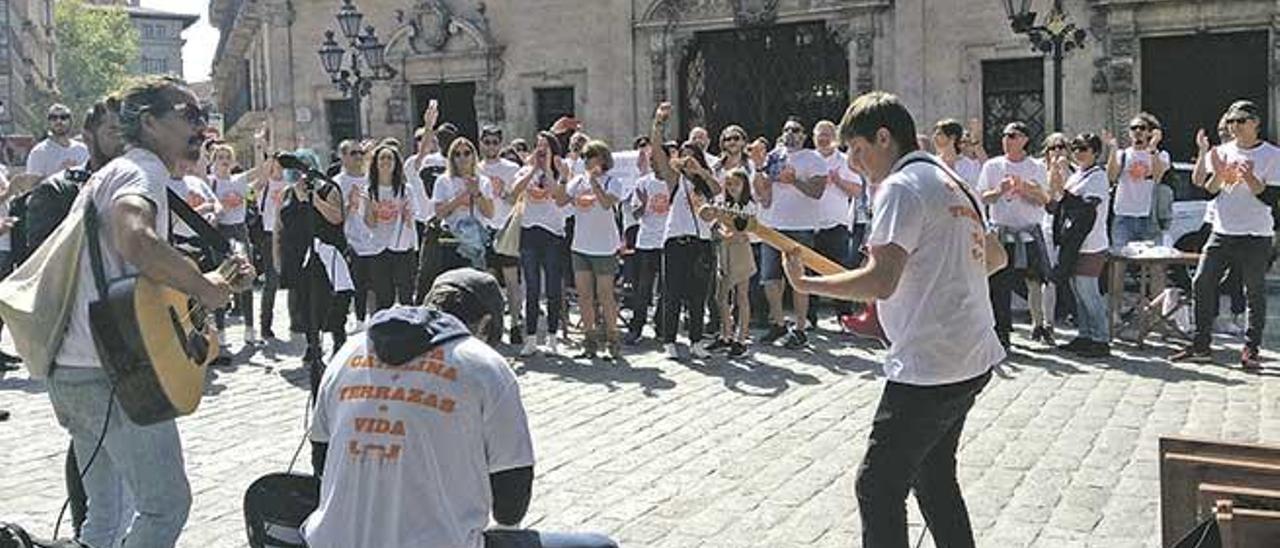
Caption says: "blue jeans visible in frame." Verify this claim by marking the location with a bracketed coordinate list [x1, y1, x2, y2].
[484, 529, 617, 548]
[521, 226, 565, 336]
[1069, 275, 1109, 343]
[1111, 215, 1151, 250]
[47, 367, 191, 548]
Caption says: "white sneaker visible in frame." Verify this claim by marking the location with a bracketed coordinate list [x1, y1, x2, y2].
[690, 341, 711, 360]
[244, 327, 259, 345]
[519, 339, 540, 357]
[545, 339, 560, 356]
[663, 343, 680, 360]
[217, 330, 228, 347]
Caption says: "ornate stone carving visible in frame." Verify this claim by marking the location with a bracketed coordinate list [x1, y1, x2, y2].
[730, 0, 779, 28]
[395, 0, 453, 53]
[853, 31, 874, 94]
[825, 19, 856, 47]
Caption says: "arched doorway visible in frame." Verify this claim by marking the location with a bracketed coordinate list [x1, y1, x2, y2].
[678, 21, 849, 148]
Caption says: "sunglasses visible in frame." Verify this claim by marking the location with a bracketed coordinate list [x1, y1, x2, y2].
[1070, 145, 1090, 152]
[48, 114, 71, 121]
[784, 126, 804, 134]
[1047, 144, 1067, 151]
[480, 139, 502, 146]
[722, 134, 744, 143]
[1129, 125, 1149, 131]
[1226, 117, 1253, 125]
[452, 149, 474, 158]
[170, 103, 208, 126]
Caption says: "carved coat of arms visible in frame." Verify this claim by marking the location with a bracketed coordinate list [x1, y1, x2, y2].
[730, 0, 780, 27]
[398, 0, 452, 53]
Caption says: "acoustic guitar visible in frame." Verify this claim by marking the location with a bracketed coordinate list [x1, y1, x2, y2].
[87, 189, 253, 426]
[698, 203, 887, 345]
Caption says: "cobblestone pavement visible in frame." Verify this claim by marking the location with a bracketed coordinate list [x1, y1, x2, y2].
[2, 291, 1279, 548]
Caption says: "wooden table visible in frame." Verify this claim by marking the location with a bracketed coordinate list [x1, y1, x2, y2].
[1107, 250, 1201, 347]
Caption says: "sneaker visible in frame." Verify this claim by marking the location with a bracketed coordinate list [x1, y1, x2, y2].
[760, 324, 788, 345]
[783, 327, 808, 349]
[690, 341, 712, 360]
[1075, 341, 1111, 358]
[1057, 337, 1089, 353]
[704, 338, 732, 353]
[663, 343, 680, 360]
[509, 325, 524, 346]
[1242, 346, 1262, 371]
[1040, 326, 1056, 346]
[244, 328, 259, 345]
[519, 339, 541, 357]
[726, 341, 748, 358]
[1170, 345, 1213, 363]
[545, 339, 561, 357]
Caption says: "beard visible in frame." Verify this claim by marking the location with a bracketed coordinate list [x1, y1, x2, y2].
[783, 133, 804, 149]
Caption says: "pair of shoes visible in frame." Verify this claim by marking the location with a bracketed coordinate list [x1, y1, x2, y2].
[760, 324, 789, 345]
[519, 339, 541, 358]
[1170, 345, 1213, 363]
[509, 325, 524, 346]
[1031, 326, 1055, 345]
[1074, 340, 1111, 358]
[783, 326, 808, 349]
[726, 341, 748, 358]
[663, 343, 680, 360]
[1242, 346, 1262, 371]
[604, 336, 623, 362]
[704, 338, 733, 353]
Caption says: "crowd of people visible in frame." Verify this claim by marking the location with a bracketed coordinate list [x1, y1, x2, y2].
[0, 71, 1275, 548]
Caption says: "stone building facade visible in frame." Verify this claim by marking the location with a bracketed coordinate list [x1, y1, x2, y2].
[210, 0, 1280, 165]
[0, 0, 56, 140]
[124, 4, 198, 77]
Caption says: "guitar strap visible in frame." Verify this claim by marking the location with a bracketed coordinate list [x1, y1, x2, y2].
[85, 188, 235, 301]
[898, 156, 987, 225]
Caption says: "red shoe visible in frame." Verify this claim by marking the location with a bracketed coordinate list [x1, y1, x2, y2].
[1242, 347, 1262, 371]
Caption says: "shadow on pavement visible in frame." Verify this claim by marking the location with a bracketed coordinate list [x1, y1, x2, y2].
[684, 356, 821, 398]
[515, 354, 677, 398]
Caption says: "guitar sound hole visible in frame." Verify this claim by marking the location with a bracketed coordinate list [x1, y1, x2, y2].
[168, 307, 209, 365]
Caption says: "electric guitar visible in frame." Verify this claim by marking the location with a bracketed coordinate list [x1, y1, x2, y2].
[698, 203, 887, 345]
[88, 189, 253, 426]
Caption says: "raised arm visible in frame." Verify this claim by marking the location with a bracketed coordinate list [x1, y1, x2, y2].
[649, 103, 679, 191]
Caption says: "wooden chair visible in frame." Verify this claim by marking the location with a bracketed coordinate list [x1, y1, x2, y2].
[1159, 436, 1280, 546]
[1212, 499, 1280, 548]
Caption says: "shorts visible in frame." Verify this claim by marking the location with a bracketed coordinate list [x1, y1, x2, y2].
[758, 229, 816, 282]
[572, 252, 618, 276]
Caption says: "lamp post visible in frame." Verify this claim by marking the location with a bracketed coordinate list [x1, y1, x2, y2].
[1000, 0, 1088, 132]
[318, 0, 398, 141]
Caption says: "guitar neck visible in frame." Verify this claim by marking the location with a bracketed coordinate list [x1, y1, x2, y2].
[748, 223, 847, 276]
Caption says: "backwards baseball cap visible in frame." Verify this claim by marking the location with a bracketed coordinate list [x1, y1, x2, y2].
[1225, 100, 1262, 123]
[425, 268, 505, 341]
[480, 124, 503, 139]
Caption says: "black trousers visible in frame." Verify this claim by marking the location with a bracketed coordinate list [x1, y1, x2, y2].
[294, 260, 350, 382]
[661, 238, 711, 344]
[815, 225, 853, 315]
[857, 370, 991, 548]
[627, 248, 663, 336]
[988, 242, 1045, 341]
[371, 250, 416, 313]
[259, 232, 280, 334]
[349, 254, 375, 321]
[1192, 233, 1273, 350]
[214, 223, 254, 330]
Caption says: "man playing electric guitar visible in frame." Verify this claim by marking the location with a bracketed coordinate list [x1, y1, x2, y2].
[782, 92, 1007, 548]
[47, 77, 253, 548]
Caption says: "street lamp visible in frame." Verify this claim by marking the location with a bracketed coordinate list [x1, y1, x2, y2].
[318, 0, 398, 140]
[1000, 0, 1088, 132]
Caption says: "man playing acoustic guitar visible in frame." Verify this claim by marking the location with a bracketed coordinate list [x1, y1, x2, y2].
[47, 77, 252, 548]
[782, 91, 1007, 548]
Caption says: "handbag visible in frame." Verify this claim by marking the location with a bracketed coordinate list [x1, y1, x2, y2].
[494, 194, 525, 257]
[0, 193, 89, 379]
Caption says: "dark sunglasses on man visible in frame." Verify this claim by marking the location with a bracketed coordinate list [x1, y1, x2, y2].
[48, 113, 71, 122]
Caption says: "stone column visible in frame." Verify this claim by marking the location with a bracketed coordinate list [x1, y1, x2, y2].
[1101, 6, 1138, 139]
[264, 2, 298, 149]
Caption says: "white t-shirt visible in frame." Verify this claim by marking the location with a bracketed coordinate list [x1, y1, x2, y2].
[663, 176, 712, 241]
[1064, 165, 1111, 253]
[518, 167, 566, 237]
[632, 173, 670, 251]
[866, 151, 1005, 385]
[761, 147, 827, 230]
[167, 176, 218, 240]
[433, 175, 494, 232]
[210, 173, 250, 226]
[304, 317, 534, 548]
[26, 137, 89, 178]
[364, 183, 419, 253]
[55, 148, 173, 368]
[1112, 147, 1171, 217]
[817, 149, 858, 229]
[334, 172, 378, 256]
[954, 156, 982, 186]
[977, 155, 1048, 229]
[481, 158, 521, 230]
[405, 153, 447, 223]
[1208, 141, 1280, 237]
[260, 177, 288, 233]
[566, 174, 622, 256]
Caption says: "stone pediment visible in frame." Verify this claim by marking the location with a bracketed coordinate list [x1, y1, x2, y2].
[640, 0, 883, 27]
[386, 0, 495, 58]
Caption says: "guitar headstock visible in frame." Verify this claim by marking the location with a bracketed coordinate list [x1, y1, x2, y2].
[697, 203, 759, 232]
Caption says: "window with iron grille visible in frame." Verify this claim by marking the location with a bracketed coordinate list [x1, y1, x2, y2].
[982, 58, 1045, 155]
[534, 87, 574, 133]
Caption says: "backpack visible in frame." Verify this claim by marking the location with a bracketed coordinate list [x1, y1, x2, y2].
[9, 169, 87, 267]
